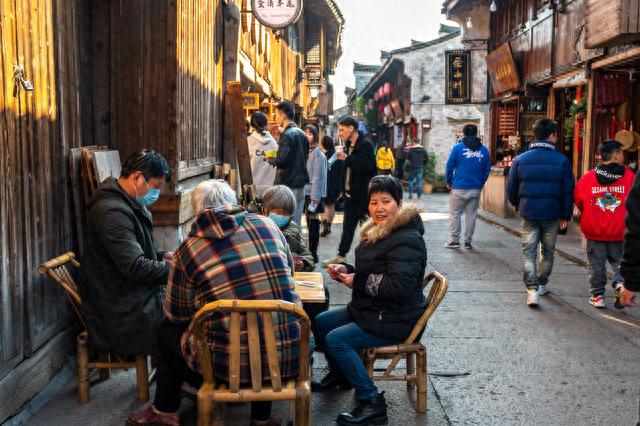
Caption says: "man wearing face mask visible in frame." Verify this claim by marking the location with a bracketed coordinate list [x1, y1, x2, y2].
[78, 149, 173, 356]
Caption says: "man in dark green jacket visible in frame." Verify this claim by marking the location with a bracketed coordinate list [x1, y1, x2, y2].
[78, 149, 172, 355]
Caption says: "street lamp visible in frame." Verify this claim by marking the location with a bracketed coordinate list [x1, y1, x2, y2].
[466, 17, 473, 29]
[490, 0, 497, 12]
[309, 85, 320, 99]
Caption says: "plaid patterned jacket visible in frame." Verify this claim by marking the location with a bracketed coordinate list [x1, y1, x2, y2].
[163, 205, 301, 383]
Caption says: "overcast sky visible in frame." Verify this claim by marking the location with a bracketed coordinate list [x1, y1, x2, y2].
[330, 0, 458, 108]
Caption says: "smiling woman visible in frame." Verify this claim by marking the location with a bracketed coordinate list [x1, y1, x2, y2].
[314, 175, 428, 425]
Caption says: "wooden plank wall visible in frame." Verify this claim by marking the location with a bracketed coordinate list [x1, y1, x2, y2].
[0, 0, 84, 385]
[175, 0, 224, 170]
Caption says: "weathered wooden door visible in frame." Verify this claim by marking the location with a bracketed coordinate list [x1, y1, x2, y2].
[0, 0, 83, 380]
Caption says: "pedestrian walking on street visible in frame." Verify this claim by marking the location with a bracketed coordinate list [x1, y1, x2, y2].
[444, 124, 491, 249]
[247, 110, 278, 197]
[406, 139, 428, 199]
[304, 124, 328, 264]
[321, 136, 345, 237]
[507, 119, 575, 306]
[574, 140, 634, 309]
[619, 170, 640, 308]
[267, 100, 310, 227]
[395, 141, 407, 180]
[376, 141, 395, 175]
[313, 176, 427, 426]
[322, 116, 377, 267]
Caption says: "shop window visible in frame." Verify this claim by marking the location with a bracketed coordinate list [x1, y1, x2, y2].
[287, 24, 299, 52]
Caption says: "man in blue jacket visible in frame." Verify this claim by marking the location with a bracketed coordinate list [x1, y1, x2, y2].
[507, 119, 574, 306]
[445, 124, 491, 249]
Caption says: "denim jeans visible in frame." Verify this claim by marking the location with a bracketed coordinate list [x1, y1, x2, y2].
[408, 168, 423, 197]
[586, 240, 624, 296]
[449, 189, 481, 244]
[291, 187, 305, 227]
[314, 307, 397, 400]
[521, 219, 560, 289]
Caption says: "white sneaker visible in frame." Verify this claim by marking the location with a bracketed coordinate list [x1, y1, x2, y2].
[589, 295, 606, 309]
[538, 285, 549, 296]
[527, 289, 540, 306]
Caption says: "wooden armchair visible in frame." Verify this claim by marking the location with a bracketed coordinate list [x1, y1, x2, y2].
[191, 300, 312, 426]
[38, 251, 150, 404]
[364, 271, 448, 413]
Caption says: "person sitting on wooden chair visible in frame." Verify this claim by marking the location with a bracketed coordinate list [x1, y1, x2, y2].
[127, 179, 302, 426]
[78, 149, 173, 357]
[262, 185, 330, 334]
[313, 175, 427, 426]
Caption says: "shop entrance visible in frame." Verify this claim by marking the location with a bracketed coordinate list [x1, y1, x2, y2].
[555, 86, 586, 178]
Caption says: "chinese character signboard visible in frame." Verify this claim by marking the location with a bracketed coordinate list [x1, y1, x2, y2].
[251, 0, 303, 29]
[242, 93, 260, 110]
[498, 107, 517, 135]
[486, 43, 521, 95]
[445, 50, 471, 104]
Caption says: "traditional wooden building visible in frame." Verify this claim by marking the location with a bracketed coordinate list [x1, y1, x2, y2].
[0, 1, 342, 422]
[443, 0, 640, 217]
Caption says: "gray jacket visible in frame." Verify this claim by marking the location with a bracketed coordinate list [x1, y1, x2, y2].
[304, 146, 327, 201]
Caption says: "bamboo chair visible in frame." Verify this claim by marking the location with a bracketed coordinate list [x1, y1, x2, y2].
[191, 300, 312, 426]
[38, 251, 150, 404]
[364, 271, 448, 413]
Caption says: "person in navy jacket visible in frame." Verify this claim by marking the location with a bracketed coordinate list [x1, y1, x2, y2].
[507, 119, 575, 306]
[444, 124, 491, 249]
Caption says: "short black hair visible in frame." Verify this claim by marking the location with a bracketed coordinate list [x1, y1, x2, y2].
[599, 139, 623, 161]
[533, 118, 558, 141]
[463, 123, 478, 136]
[338, 116, 358, 130]
[304, 124, 319, 144]
[368, 175, 403, 205]
[121, 149, 172, 182]
[250, 110, 269, 135]
[276, 100, 295, 120]
[321, 136, 335, 152]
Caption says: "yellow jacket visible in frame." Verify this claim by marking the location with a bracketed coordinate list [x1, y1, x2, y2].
[376, 147, 395, 171]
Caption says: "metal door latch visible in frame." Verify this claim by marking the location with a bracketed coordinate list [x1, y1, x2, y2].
[13, 65, 33, 97]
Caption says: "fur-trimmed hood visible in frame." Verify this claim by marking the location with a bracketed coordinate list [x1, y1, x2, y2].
[359, 204, 424, 245]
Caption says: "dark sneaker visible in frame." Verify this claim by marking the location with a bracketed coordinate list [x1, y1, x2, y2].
[464, 242, 473, 249]
[444, 241, 460, 249]
[336, 392, 388, 425]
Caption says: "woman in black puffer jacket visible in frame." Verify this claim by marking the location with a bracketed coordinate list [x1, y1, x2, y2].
[313, 175, 427, 426]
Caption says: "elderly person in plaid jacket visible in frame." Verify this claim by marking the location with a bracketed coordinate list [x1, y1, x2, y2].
[127, 179, 302, 426]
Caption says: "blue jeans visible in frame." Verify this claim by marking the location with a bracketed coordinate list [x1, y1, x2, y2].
[408, 168, 423, 197]
[521, 219, 560, 289]
[314, 307, 397, 400]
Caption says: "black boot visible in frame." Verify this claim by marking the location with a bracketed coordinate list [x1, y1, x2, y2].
[311, 369, 353, 392]
[308, 218, 320, 263]
[336, 392, 387, 425]
[320, 220, 331, 237]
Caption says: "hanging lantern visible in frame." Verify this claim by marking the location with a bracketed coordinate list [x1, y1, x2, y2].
[383, 82, 392, 97]
[377, 87, 384, 100]
[374, 91, 379, 102]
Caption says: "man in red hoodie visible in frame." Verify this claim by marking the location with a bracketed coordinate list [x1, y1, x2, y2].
[574, 140, 635, 308]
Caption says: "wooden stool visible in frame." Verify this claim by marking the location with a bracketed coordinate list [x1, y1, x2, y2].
[191, 300, 312, 426]
[364, 271, 449, 413]
[38, 252, 151, 404]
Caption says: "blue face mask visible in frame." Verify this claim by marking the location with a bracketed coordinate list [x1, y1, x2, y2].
[135, 176, 161, 207]
[269, 213, 290, 228]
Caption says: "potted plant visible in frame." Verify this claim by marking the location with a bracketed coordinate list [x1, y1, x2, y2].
[422, 152, 437, 194]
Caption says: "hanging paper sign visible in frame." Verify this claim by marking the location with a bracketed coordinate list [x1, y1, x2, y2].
[251, 0, 303, 30]
[445, 50, 471, 104]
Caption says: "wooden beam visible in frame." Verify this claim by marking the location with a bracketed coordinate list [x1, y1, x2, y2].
[225, 82, 253, 191]
[591, 47, 640, 70]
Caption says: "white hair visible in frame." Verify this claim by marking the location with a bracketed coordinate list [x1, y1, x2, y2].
[192, 179, 237, 214]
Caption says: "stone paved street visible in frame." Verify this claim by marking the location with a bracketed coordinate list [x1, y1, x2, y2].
[24, 194, 640, 425]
